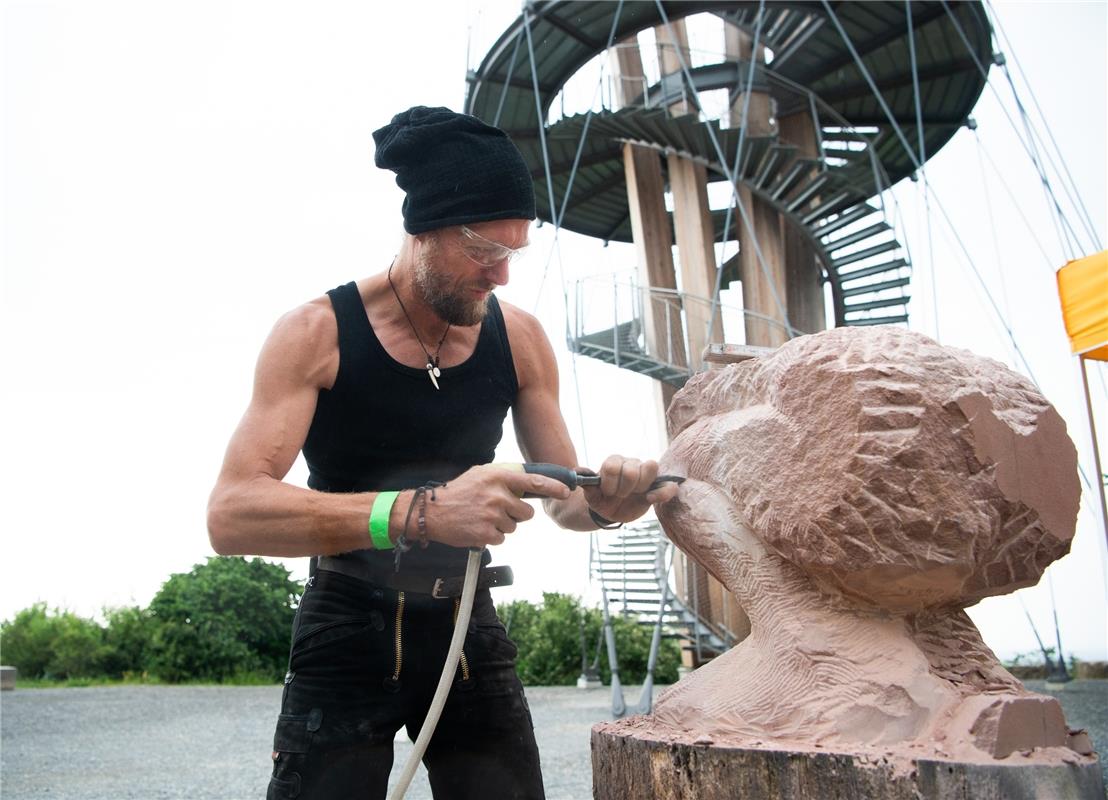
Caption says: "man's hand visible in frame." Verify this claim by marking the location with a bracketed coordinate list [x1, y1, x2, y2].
[581, 455, 680, 526]
[422, 464, 572, 548]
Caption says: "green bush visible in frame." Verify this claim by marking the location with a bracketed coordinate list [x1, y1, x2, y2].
[499, 593, 681, 687]
[146, 556, 300, 683]
[101, 605, 155, 678]
[1, 572, 680, 688]
[0, 603, 110, 679]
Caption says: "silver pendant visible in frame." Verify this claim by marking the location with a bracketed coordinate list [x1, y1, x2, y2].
[427, 363, 440, 390]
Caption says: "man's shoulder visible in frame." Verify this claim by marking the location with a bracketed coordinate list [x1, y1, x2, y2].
[261, 295, 341, 389]
[496, 297, 543, 339]
[275, 295, 338, 346]
[495, 296, 556, 385]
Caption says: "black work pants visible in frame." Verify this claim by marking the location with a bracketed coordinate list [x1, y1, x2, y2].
[267, 569, 544, 800]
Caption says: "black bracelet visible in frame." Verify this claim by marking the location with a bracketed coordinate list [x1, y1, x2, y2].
[588, 507, 623, 530]
[396, 481, 446, 571]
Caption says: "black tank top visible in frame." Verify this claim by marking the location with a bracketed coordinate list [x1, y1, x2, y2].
[303, 281, 517, 573]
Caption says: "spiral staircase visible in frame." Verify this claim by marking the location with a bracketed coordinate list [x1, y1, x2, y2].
[466, 1, 994, 681]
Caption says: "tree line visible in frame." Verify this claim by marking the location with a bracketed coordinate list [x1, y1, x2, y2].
[0, 557, 680, 686]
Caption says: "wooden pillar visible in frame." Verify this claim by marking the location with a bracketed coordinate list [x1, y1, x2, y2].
[668, 159, 725, 373]
[657, 21, 736, 654]
[725, 23, 775, 138]
[779, 111, 827, 335]
[656, 19, 723, 373]
[610, 38, 682, 415]
[736, 187, 790, 347]
[727, 25, 788, 349]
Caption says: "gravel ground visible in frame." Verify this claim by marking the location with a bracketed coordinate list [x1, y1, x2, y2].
[2, 681, 1105, 799]
[1024, 679, 1108, 790]
[0, 682, 640, 800]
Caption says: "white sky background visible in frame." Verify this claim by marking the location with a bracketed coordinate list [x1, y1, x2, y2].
[2, 1, 1105, 661]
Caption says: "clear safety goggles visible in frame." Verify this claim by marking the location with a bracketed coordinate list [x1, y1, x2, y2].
[459, 225, 528, 267]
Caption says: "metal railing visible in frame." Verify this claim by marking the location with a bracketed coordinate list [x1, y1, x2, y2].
[568, 275, 795, 385]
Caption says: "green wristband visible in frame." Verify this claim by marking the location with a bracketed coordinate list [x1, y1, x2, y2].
[370, 491, 400, 550]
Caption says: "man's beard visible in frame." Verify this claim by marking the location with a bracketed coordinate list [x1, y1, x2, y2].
[414, 245, 490, 327]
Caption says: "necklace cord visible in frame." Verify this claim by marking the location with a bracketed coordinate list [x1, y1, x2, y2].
[387, 260, 452, 369]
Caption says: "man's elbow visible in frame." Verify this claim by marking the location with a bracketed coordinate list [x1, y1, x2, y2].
[206, 487, 241, 556]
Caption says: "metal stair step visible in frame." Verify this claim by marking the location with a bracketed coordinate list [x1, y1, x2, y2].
[844, 295, 911, 313]
[819, 141, 868, 157]
[820, 127, 874, 142]
[611, 585, 669, 593]
[832, 240, 900, 268]
[808, 203, 873, 234]
[785, 171, 831, 212]
[845, 313, 910, 326]
[737, 135, 776, 179]
[840, 276, 910, 298]
[837, 258, 909, 283]
[752, 144, 798, 190]
[824, 222, 891, 252]
[765, 9, 808, 50]
[800, 190, 856, 226]
[767, 157, 817, 200]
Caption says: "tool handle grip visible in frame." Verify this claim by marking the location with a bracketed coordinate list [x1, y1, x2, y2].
[491, 462, 582, 498]
[521, 462, 581, 497]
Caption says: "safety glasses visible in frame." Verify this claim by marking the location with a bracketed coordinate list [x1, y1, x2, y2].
[459, 225, 528, 267]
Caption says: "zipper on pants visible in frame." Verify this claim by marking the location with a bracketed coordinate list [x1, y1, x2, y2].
[452, 598, 471, 681]
[390, 591, 405, 684]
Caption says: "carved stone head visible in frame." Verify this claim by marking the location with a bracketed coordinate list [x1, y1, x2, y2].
[662, 326, 1079, 612]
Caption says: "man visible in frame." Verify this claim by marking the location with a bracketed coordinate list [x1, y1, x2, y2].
[207, 105, 677, 799]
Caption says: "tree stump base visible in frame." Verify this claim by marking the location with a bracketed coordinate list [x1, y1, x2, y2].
[591, 721, 1105, 800]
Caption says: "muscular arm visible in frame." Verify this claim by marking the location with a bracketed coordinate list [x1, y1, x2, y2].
[206, 301, 388, 556]
[207, 298, 572, 556]
[503, 303, 677, 531]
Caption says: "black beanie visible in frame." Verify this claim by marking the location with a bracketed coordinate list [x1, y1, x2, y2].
[373, 106, 536, 235]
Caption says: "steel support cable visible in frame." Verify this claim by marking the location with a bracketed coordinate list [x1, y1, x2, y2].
[905, 0, 938, 334]
[983, 0, 1102, 249]
[976, 139, 1057, 270]
[972, 127, 1016, 365]
[492, 29, 524, 128]
[523, 13, 559, 255]
[999, 63, 1076, 260]
[937, 0, 1084, 260]
[554, 0, 625, 230]
[906, 1, 926, 166]
[654, 0, 799, 340]
[906, 3, 940, 340]
[1000, 66, 1102, 252]
[922, 175, 939, 340]
[997, 62, 1080, 260]
[522, 10, 591, 468]
[530, 0, 624, 315]
[707, 0, 766, 343]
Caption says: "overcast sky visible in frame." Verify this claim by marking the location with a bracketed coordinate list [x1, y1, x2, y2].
[3, 1, 1106, 661]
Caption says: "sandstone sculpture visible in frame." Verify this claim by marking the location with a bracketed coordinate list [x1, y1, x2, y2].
[593, 326, 1102, 798]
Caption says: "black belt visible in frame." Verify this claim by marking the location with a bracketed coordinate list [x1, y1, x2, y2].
[315, 555, 514, 599]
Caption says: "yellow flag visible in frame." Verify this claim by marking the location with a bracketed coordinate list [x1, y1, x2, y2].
[1056, 250, 1108, 361]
